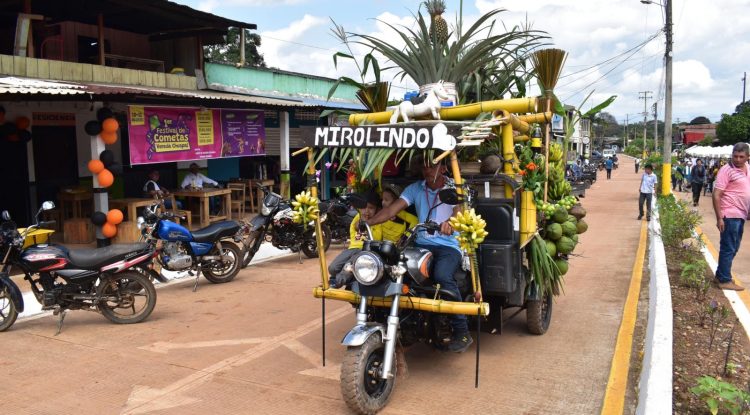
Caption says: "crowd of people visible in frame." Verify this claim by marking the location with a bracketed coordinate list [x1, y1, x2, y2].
[671, 158, 723, 206]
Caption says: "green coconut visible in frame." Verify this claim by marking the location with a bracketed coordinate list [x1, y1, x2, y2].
[561, 221, 577, 238]
[554, 258, 569, 275]
[570, 204, 587, 220]
[567, 215, 578, 225]
[553, 207, 569, 224]
[546, 223, 563, 241]
[556, 236, 575, 254]
[576, 219, 588, 234]
[545, 240, 557, 257]
[571, 234, 579, 245]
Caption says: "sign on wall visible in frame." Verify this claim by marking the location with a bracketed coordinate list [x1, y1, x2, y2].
[127, 106, 265, 165]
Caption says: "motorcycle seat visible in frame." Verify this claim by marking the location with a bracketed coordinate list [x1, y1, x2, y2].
[191, 221, 241, 243]
[67, 243, 150, 269]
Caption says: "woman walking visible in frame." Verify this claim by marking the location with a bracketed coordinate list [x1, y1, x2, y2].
[691, 158, 707, 206]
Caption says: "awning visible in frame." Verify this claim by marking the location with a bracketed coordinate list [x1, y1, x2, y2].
[208, 82, 366, 111]
[0, 76, 314, 108]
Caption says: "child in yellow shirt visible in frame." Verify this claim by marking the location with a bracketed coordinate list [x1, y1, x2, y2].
[380, 185, 418, 244]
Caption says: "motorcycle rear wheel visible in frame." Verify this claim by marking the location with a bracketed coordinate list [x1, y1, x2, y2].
[340, 333, 396, 415]
[203, 243, 241, 283]
[0, 286, 19, 332]
[98, 271, 156, 324]
[301, 224, 331, 258]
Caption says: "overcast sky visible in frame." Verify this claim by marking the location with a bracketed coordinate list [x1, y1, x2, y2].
[176, 0, 749, 126]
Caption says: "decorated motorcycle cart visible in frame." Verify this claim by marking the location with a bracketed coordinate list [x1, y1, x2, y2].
[289, 79, 588, 413]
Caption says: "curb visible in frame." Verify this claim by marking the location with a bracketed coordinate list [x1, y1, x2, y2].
[636, 198, 673, 414]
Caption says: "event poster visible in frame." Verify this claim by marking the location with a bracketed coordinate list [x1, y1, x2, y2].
[128, 106, 265, 165]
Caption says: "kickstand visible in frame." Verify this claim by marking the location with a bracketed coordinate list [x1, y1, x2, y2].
[54, 309, 67, 336]
[297, 250, 303, 264]
[192, 269, 202, 292]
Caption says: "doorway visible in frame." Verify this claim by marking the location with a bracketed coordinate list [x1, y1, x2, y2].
[32, 126, 79, 207]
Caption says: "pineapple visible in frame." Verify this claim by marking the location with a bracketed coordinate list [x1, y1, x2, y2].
[424, 0, 448, 44]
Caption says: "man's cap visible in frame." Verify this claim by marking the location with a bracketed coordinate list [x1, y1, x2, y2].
[189, 162, 200, 168]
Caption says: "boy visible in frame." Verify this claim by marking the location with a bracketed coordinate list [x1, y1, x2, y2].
[638, 163, 658, 221]
[380, 185, 418, 244]
[328, 191, 382, 288]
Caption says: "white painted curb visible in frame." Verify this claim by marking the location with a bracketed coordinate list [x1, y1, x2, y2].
[636, 198, 673, 415]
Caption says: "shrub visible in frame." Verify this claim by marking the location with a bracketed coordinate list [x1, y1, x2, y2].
[658, 195, 702, 249]
[690, 375, 750, 415]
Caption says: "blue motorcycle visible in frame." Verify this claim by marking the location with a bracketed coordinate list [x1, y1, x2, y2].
[138, 204, 242, 289]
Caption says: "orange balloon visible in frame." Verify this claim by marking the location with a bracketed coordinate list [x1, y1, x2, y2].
[100, 131, 118, 145]
[107, 209, 124, 225]
[102, 118, 119, 133]
[102, 222, 117, 238]
[87, 159, 104, 174]
[15, 116, 30, 130]
[98, 169, 114, 187]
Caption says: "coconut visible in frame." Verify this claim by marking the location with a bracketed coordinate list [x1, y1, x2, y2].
[553, 207, 568, 224]
[570, 204, 587, 220]
[556, 236, 575, 254]
[567, 215, 578, 225]
[554, 258, 569, 275]
[480, 155, 502, 174]
[561, 221, 577, 237]
[576, 219, 588, 234]
[545, 240, 557, 257]
[546, 223, 563, 241]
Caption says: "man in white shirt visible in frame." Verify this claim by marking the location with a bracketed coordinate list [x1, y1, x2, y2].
[638, 163, 658, 221]
[181, 163, 219, 189]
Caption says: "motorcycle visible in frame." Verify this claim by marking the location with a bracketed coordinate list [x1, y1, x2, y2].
[138, 203, 242, 289]
[239, 184, 331, 268]
[0, 202, 158, 334]
[318, 193, 358, 244]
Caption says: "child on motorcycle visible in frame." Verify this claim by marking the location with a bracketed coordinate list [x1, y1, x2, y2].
[380, 184, 418, 244]
[328, 190, 382, 288]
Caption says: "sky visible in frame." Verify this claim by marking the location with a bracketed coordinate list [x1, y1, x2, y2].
[175, 0, 750, 126]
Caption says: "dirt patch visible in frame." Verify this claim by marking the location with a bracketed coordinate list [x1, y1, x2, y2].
[666, 247, 750, 414]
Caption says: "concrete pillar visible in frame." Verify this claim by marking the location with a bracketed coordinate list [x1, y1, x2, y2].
[91, 104, 109, 246]
[279, 111, 290, 199]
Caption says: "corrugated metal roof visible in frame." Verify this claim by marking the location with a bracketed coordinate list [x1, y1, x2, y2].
[0, 76, 314, 107]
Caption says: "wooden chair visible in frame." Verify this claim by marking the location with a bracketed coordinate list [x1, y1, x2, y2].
[227, 183, 246, 220]
[160, 195, 192, 229]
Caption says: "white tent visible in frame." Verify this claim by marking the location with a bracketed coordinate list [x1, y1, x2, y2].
[685, 145, 736, 158]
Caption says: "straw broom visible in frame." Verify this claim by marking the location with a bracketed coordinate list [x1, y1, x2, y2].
[530, 48, 567, 203]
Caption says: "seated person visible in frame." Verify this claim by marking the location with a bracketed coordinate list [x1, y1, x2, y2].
[380, 184, 417, 244]
[366, 156, 473, 353]
[143, 170, 181, 209]
[181, 163, 219, 189]
[328, 191, 382, 288]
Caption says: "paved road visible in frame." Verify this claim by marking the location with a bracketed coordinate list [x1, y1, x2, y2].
[0, 162, 645, 415]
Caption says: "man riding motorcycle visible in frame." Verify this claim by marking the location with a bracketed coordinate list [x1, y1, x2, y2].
[365, 156, 473, 353]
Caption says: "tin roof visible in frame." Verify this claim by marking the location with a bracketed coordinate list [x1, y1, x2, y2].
[0, 76, 313, 108]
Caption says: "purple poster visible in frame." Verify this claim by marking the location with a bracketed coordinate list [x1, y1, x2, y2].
[220, 109, 266, 156]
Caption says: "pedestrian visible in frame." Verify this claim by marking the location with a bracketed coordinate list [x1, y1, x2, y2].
[635, 157, 641, 173]
[638, 163, 657, 221]
[684, 160, 692, 193]
[691, 158, 707, 206]
[705, 161, 718, 196]
[605, 157, 613, 179]
[674, 161, 685, 192]
[711, 143, 750, 291]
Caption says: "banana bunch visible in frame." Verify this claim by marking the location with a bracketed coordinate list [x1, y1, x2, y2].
[449, 209, 489, 252]
[291, 190, 320, 229]
[549, 143, 564, 162]
[548, 179, 572, 201]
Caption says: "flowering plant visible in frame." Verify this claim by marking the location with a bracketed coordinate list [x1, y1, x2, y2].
[515, 143, 547, 199]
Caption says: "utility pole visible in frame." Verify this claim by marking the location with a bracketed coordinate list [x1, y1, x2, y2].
[653, 102, 658, 153]
[639, 90, 653, 159]
[663, 0, 673, 195]
[743, 72, 747, 103]
[625, 114, 629, 149]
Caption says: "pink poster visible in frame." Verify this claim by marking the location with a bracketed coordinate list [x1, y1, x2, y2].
[127, 106, 265, 165]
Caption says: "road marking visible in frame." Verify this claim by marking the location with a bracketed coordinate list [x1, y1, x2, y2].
[696, 227, 750, 341]
[283, 339, 342, 381]
[122, 305, 351, 415]
[138, 337, 275, 354]
[601, 219, 648, 415]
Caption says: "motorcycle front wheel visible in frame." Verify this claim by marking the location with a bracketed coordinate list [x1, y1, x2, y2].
[241, 231, 262, 269]
[0, 285, 19, 332]
[301, 224, 331, 258]
[98, 271, 156, 324]
[203, 243, 241, 283]
[341, 333, 396, 415]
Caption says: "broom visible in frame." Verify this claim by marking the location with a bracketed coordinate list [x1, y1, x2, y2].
[530, 48, 567, 203]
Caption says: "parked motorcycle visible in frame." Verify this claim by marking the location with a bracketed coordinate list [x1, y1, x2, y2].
[239, 184, 331, 267]
[138, 204, 242, 289]
[0, 202, 158, 333]
[318, 194, 357, 244]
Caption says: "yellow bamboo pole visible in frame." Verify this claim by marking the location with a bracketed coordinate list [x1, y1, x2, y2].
[306, 148, 329, 289]
[449, 150, 482, 300]
[519, 190, 537, 246]
[349, 98, 538, 125]
[313, 287, 490, 316]
[543, 94, 552, 204]
[517, 112, 553, 124]
[514, 135, 530, 143]
[501, 120, 515, 199]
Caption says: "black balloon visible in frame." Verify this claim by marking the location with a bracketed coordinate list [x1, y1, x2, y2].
[84, 120, 102, 136]
[0, 121, 17, 137]
[108, 162, 123, 175]
[99, 149, 115, 167]
[96, 107, 113, 122]
[91, 211, 107, 226]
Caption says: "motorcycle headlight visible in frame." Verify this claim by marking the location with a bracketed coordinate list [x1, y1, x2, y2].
[352, 252, 384, 286]
[261, 203, 273, 216]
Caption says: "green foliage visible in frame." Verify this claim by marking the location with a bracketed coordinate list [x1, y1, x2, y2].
[657, 195, 703, 249]
[624, 139, 656, 157]
[717, 103, 750, 145]
[690, 375, 750, 415]
[680, 258, 710, 300]
[204, 28, 265, 67]
[553, 91, 616, 156]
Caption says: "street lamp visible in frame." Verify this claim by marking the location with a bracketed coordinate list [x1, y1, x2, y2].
[640, 0, 673, 196]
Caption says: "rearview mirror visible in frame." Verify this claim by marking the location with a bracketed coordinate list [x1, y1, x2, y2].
[438, 188, 462, 205]
[42, 201, 55, 211]
[1, 210, 10, 221]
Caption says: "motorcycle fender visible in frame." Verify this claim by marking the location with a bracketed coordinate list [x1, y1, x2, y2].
[0, 273, 24, 313]
[250, 215, 269, 232]
[341, 323, 385, 347]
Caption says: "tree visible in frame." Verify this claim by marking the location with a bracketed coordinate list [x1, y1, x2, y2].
[204, 27, 265, 68]
[716, 103, 750, 144]
[690, 116, 711, 125]
[593, 111, 619, 138]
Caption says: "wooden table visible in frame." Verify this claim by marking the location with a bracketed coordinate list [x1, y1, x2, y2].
[57, 189, 92, 220]
[171, 188, 231, 229]
[108, 198, 157, 221]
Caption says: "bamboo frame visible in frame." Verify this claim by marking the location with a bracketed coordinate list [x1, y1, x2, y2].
[313, 287, 490, 316]
[305, 148, 330, 289]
